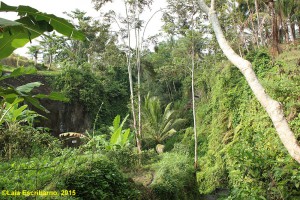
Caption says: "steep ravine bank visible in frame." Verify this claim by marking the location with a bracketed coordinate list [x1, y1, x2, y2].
[2, 74, 91, 137]
[195, 48, 300, 199]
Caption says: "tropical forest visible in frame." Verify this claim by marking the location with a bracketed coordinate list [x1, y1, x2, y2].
[0, 0, 300, 199]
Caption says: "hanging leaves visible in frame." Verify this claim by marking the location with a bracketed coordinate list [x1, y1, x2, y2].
[0, 1, 85, 59]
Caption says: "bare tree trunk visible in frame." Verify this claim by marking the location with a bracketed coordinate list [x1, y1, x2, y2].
[191, 11, 198, 170]
[135, 0, 142, 154]
[136, 40, 142, 155]
[269, 0, 280, 55]
[288, 20, 295, 42]
[48, 54, 52, 70]
[298, 21, 300, 37]
[198, 0, 300, 164]
[254, 0, 262, 45]
[259, 16, 268, 46]
[34, 50, 38, 67]
[285, 21, 290, 43]
[192, 40, 198, 170]
[246, 2, 259, 47]
[124, 2, 141, 154]
[291, 21, 296, 42]
[291, 22, 296, 41]
[278, 11, 287, 43]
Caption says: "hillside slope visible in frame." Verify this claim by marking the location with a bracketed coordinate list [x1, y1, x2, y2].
[195, 47, 300, 199]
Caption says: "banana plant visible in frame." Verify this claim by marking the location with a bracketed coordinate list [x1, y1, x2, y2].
[0, 66, 69, 128]
[107, 115, 131, 150]
[0, 98, 24, 126]
[0, 101, 43, 130]
[0, 2, 82, 117]
[85, 115, 132, 151]
[0, 1, 85, 59]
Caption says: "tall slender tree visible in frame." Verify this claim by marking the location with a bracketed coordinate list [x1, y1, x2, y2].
[135, 0, 142, 155]
[27, 45, 40, 66]
[163, 0, 204, 169]
[191, 11, 198, 170]
[91, 0, 153, 153]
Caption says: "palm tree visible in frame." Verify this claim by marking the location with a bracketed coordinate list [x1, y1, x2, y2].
[276, 0, 299, 42]
[27, 45, 40, 66]
[142, 94, 186, 145]
[267, 0, 280, 54]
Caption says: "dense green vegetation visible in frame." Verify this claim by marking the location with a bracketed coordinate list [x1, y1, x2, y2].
[1, 0, 300, 199]
[196, 48, 300, 199]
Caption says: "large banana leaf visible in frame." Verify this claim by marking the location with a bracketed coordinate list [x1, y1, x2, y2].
[110, 127, 122, 145]
[0, 16, 53, 59]
[0, 2, 85, 59]
[121, 128, 131, 146]
[0, 66, 37, 81]
[0, 2, 84, 40]
[16, 82, 42, 94]
[0, 18, 22, 31]
[113, 115, 121, 130]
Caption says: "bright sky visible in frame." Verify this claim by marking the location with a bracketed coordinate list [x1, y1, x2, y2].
[1, 0, 167, 56]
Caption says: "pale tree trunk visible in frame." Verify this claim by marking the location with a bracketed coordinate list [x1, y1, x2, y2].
[124, 2, 141, 154]
[198, 0, 300, 164]
[254, 0, 262, 45]
[287, 15, 295, 42]
[136, 33, 142, 155]
[259, 16, 268, 46]
[192, 40, 198, 170]
[135, 0, 142, 154]
[284, 20, 290, 43]
[48, 54, 52, 70]
[191, 12, 198, 170]
[246, 2, 259, 47]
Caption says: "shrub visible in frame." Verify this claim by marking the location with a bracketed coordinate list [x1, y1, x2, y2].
[151, 152, 198, 200]
[65, 157, 139, 200]
[0, 126, 61, 160]
[0, 138, 139, 200]
[105, 146, 139, 171]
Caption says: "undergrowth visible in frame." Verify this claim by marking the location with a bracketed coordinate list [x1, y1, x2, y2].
[196, 48, 300, 199]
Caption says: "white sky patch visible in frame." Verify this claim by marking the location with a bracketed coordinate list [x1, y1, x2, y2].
[1, 0, 167, 57]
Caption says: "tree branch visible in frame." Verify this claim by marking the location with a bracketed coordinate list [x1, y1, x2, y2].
[198, 0, 210, 14]
[210, 0, 215, 11]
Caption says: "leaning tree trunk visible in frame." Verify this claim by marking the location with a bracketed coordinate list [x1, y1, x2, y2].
[198, 0, 300, 164]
